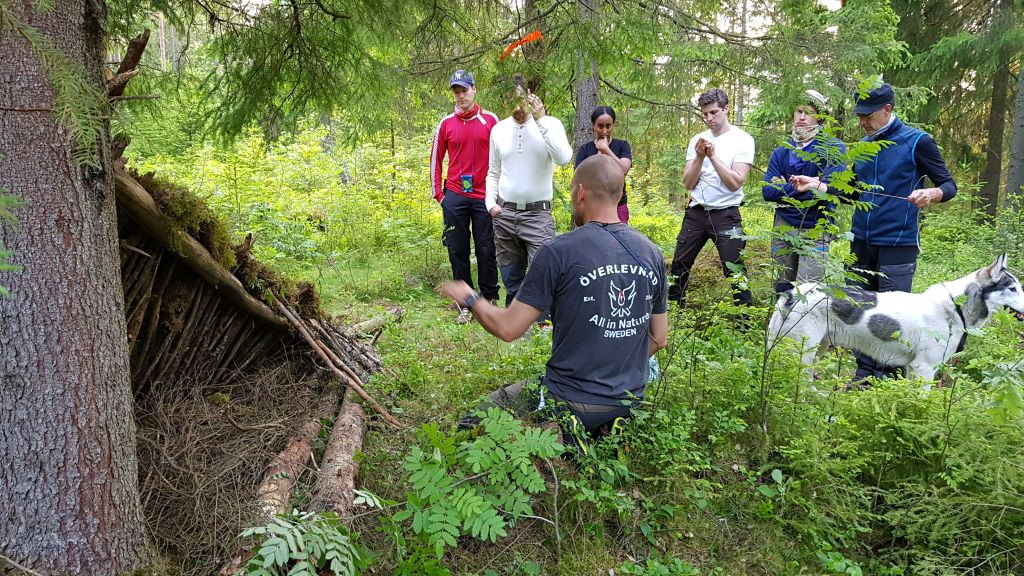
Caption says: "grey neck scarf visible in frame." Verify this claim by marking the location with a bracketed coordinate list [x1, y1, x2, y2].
[791, 124, 820, 146]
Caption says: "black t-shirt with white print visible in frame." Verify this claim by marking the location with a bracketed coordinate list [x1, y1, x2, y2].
[515, 222, 667, 406]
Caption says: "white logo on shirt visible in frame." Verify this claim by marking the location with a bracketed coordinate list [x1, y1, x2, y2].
[609, 281, 636, 318]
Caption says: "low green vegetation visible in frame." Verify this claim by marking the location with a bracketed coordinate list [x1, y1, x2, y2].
[144, 124, 1024, 575]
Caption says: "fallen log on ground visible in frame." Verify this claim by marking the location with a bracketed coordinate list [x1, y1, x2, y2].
[312, 390, 366, 516]
[255, 390, 341, 517]
[343, 305, 403, 338]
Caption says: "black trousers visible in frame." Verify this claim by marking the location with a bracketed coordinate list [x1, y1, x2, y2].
[849, 241, 919, 381]
[668, 205, 753, 306]
[441, 191, 499, 301]
[458, 378, 634, 440]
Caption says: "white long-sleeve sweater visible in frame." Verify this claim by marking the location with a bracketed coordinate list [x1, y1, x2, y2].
[485, 115, 573, 212]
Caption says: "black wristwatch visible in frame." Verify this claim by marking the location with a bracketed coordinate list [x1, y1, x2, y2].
[463, 291, 481, 310]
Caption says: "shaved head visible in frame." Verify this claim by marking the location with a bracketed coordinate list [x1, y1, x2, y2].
[572, 154, 624, 205]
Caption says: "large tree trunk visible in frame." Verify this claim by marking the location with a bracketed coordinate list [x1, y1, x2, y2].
[0, 3, 149, 575]
[1007, 60, 1024, 206]
[979, 59, 1010, 218]
[572, 0, 601, 151]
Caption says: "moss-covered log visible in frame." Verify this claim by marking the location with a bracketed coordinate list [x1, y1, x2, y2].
[114, 168, 288, 330]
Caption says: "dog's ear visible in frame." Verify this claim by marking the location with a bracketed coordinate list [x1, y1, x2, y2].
[962, 282, 988, 327]
[980, 254, 1007, 284]
[991, 254, 1008, 283]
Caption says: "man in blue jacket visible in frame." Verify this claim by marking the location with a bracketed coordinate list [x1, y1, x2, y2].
[762, 90, 846, 294]
[792, 82, 957, 382]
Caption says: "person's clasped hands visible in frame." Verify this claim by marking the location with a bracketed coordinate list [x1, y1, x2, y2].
[695, 137, 715, 160]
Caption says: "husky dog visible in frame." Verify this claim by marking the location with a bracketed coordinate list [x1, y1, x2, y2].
[767, 254, 1024, 382]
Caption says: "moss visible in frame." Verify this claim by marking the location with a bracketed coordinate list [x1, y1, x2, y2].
[294, 281, 323, 319]
[127, 169, 330, 321]
[133, 170, 236, 270]
[233, 254, 296, 306]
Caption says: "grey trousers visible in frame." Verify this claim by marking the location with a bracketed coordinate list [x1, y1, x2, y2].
[459, 378, 632, 437]
[770, 213, 830, 292]
[492, 207, 555, 307]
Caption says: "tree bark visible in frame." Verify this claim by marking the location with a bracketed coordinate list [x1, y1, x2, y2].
[980, 59, 1010, 218]
[0, 2, 149, 574]
[572, 0, 601, 151]
[1006, 63, 1024, 205]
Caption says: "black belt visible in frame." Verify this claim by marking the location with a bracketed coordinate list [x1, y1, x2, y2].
[689, 204, 739, 212]
[502, 200, 551, 211]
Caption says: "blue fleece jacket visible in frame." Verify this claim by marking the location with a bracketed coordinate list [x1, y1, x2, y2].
[851, 116, 957, 246]
[762, 137, 846, 229]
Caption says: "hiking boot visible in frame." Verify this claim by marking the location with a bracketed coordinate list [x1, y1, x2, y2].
[455, 307, 472, 324]
[456, 411, 482, 430]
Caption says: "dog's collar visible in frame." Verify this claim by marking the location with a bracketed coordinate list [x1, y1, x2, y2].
[952, 300, 968, 354]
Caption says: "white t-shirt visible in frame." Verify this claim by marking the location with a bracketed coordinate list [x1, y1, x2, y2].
[685, 125, 755, 209]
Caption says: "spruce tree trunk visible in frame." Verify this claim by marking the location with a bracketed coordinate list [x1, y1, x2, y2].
[979, 59, 1009, 218]
[1007, 60, 1024, 205]
[0, 2, 148, 574]
[573, 60, 599, 151]
[572, 0, 600, 151]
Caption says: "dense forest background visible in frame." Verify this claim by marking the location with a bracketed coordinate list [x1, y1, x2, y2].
[2, 0, 1024, 575]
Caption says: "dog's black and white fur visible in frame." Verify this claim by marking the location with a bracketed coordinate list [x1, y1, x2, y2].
[767, 254, 1024, 382]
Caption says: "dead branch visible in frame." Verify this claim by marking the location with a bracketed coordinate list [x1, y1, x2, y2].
[110, 94, 161, 102]
[343, 306, 402, 338]
[117, 29, 151, 75]
[106, 70, 140, 96]
[108, 29, 150, 98]
[273, 299, 401, 429]
[256, 390, 340, 517]
[0, 552, 44, 576]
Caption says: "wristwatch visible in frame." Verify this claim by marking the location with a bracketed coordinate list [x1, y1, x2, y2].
[463, 291, 481, 310]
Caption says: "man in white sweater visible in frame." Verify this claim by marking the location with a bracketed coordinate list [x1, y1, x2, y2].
[486, 85, 573, 307]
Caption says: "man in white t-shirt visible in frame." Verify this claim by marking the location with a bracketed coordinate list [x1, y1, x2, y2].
[668, 88, 755, 307]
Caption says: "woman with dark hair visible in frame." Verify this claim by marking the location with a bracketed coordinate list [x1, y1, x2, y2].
[574, 106, 633, 222]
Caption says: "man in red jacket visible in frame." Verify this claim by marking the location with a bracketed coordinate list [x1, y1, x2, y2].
[431, 69, 501, 323]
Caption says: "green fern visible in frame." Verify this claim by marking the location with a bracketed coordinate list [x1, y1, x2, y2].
[235, 510, 368, 576]
[391, 408, 563, 559]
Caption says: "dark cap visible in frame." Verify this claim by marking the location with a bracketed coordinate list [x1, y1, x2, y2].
[853, 82, 894, 115]
[450, 69, 474, 89]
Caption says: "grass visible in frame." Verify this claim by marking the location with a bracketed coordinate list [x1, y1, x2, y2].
[238, 186, 1024, 574]
[297, 198, 844, 574]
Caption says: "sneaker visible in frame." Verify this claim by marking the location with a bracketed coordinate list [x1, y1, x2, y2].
[455, 307, 472, 324]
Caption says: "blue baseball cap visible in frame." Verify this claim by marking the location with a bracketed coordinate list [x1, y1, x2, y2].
[853, 82, 895, 115]
[450, 69, 474, 89]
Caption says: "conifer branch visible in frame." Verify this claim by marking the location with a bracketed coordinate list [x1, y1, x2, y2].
[310, 0, 349, 21]
[600, 77, 697, 112]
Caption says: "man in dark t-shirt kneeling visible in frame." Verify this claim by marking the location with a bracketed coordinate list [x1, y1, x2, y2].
[441, 154, 668, 443]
